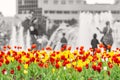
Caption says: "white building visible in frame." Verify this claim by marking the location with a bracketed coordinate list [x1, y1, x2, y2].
[38, 0, 120, 23]
[38, 0, 86, 23]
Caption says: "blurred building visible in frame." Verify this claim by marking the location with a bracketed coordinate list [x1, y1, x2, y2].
[16, 0, 120, 23]
[38, 0, 86, 23]
[38, 0, 120, 23]
[16, 0, 42, 18]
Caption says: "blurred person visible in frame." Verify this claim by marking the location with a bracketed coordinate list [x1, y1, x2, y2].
[97, 21, 113, 51]
[91, 33, 99, 52]
[60, 33, 67, 48]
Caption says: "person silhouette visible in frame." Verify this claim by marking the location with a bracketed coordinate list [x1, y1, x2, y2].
[97, 21, 113, 51]
[91, 33, 99, 51]
[60, 33, 67, 48]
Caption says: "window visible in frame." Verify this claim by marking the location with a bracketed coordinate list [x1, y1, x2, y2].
[18, 0, 22, 4]
[54, 0, 59, 4]
[18, 11, 22, 14]
[64, 11, 70, 14]
[44, 10, 48, 14]
[112, 11, 120, 14]
[44, 0, 48, 4]
[64, 20, 69, 23]
[49, 11, 55, 14]
[56, 11, 63, 14]
[54, 20, 62, 24]
[21, 0, 25, 5]
[22, 11, 25, 14]
[61, 0, 66, 4]
[71, 11, 78, 14]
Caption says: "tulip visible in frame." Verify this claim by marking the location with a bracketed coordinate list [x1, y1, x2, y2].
[96, 65, 101, 73]
[31, 44, 37, 49]
[2, 69, 7, 75]
[5, 60, 10, 65]
[55, 63, 60, 69]
[107, 71, 110, 76]
[52, 68, 55, 73]
[0, 62, 2, 67]
[76, 67, 82, 72]
[23, 70, 28, 74]
[17, 65, 21, 71]
[24, 64, 28, 69]
[10, 69, 14, 74]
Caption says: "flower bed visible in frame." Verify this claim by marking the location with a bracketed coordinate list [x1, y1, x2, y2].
[0, 44, 120, 80]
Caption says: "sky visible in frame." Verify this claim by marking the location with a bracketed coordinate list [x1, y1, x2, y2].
[0, 0, 115, 17]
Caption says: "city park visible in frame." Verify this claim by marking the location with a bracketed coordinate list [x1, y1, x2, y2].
[0, 10, 120, 80]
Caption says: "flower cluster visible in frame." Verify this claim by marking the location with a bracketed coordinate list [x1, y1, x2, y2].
[0, 44, 120, 80]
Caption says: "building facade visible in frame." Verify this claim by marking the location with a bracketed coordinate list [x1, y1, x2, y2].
[16, 0, 120, 23]
[16, 0, 42, 18]
[38, 0, 120, 23]
[38, 0, 86, 23]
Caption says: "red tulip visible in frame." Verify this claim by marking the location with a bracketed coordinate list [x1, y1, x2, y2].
[107, 45, 111, 49]
[2, 69, 7, 75]
[28, 48, 31, 51]
[17, 65, 21, 71]
[108, 63, 113, 69]
[3, 46, 7, 49]
[80, 46, 84, 51]
[0, 62, 2, 67]
[14, 46, 17, 49]
[44, 64, 49, 68]
[96, 65, 101, 73]
[55, 63, 60, 69]
[62, 60, 70, 66]
[85, 64, 89, 69]
[68, 46, 72, 50]
[10, 69, 14, 74]
[76, 47, 79, 50]
[0, 58, 4, 63]
[79, 50, 85, 55]
[38, 63, 44, 68]
[98, 62, 102, 67]
[31, 44, 37, 49]
[107, 71, 110, 76]
[5, 60, 10, 65]
[18, 59, 22, 64]
[96, 48, 101, 53]
[61, 55, 66, 60]
[49, 57, 55, 64]
[92, 65, 96, 71]
[7, 51, 10, 55]
[7, 45, 11, 49]
[99, 43, 104, 48]
[76, 67, 82, 72]
[46, 46, 52, 50]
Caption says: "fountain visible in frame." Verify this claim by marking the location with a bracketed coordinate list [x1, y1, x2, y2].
[47, 11, 119, 50]
[77, 11, 114, 50]
[9, 25, 17, 49]
[17, 25, 25, 50]
[26, 30, 31, 50]
[9, 23, 31, 50]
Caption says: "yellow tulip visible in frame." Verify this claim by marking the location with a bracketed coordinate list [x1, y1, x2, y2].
[52, 68, 55, 73]
[66, 63, 71, 68]
[72, 61, 76, 66]
[24, 64, 28, 69]
[24, 70, 28, 74]
[58, 61, 62, 66]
